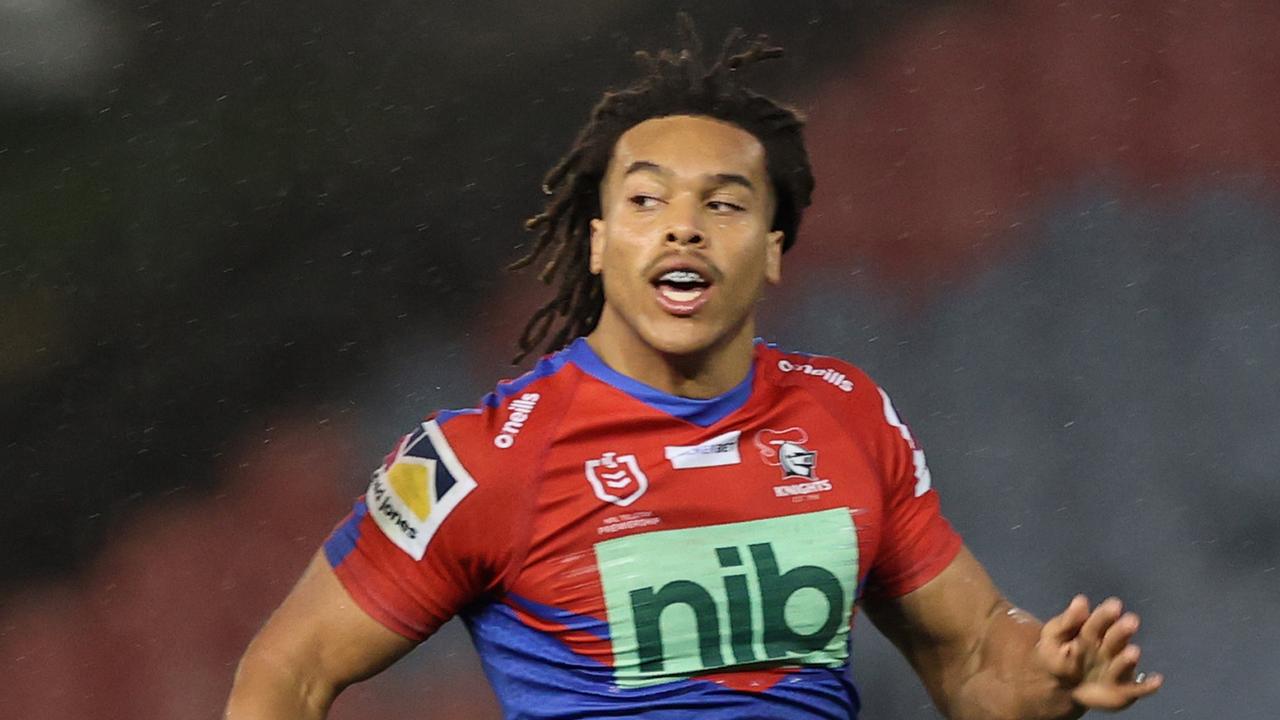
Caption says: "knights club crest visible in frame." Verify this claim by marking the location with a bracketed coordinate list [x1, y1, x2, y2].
[754, 427, 818, 478]
[584, 451, 649, 507]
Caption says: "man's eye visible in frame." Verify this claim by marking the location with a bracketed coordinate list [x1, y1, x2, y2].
[707, 200, 745, 213]
[629, 195, 661, 209]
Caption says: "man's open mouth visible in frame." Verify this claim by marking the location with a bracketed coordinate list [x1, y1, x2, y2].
[652, 269, 712, 316]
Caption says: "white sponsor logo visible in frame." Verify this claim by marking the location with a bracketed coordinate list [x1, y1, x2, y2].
[493, 392, 540, 448]
[368, 420, 477, 560]
[584, 451, 649, 507]
[777, 359, 854, 393]
[663, 430, 742, 470]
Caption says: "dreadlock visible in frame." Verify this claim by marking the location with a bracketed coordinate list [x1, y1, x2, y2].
[509, 15, 815, 363]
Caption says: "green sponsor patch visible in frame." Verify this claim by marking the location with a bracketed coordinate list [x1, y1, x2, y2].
[594, 508, 858, 687]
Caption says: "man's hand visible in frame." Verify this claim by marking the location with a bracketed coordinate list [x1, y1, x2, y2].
[1037, 595, 1164, 711]
[867, 548, 1165, 720]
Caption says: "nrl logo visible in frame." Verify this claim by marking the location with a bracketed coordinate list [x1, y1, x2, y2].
[585, 452, 650, 507]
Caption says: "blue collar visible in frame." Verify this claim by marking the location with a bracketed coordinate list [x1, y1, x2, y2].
[565, 337, 754, 428]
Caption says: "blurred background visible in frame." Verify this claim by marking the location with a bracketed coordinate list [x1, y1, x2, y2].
[2, 0, 1277, 717]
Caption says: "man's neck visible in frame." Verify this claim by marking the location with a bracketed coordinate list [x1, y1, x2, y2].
[584, 312, 755, 399]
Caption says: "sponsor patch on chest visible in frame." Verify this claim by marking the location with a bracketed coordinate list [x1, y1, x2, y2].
[663, 430, 742, 470]
[593, 508, 859, 687]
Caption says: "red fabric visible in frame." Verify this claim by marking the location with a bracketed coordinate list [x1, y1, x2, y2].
[325, 341, 964, 698]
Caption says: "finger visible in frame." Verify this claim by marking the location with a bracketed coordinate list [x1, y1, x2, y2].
[1072, 670, 1164, 710]
[1132, 671, 1165, 697]
[1043, 594, 1090, 643]
[1103, 644, 1141, 685]
[1079, 596, 1123, 644]
[1113, 670, 1166, 706]
[1099, 612, 1140, 659]
[1036, 635, 1082, 679]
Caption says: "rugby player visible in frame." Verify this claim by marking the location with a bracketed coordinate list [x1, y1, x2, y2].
[226, 23, 1162, 720]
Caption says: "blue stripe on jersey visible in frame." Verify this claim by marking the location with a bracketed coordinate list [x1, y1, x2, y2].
[565, 338, 753, 428]
[323, 499, 368, 567]
[463, 598, 860, 719]
[506, 592, 611, 644]
[483, 347, 575, 409]
[436, 407, 481, 425]
[463, 600, 622, 716]
[434, 347, 575, 427]
[754, 337, 816, 357]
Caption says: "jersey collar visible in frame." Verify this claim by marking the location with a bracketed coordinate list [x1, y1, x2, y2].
[564, 337, 755, 427]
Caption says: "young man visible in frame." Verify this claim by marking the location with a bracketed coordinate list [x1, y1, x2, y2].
[226, 28, 1162, 720]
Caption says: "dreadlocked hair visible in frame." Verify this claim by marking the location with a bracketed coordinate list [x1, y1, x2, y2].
[509, 15, 815, 363]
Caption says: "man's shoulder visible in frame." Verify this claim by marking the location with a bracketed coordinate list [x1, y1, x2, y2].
[755, 340, 879, 400]
[360, 350, 584, 557]
[428, 347, 584, 468]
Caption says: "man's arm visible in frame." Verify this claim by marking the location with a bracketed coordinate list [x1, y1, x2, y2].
[863, 545, 1163, 720]
[225, 550, 416, 720]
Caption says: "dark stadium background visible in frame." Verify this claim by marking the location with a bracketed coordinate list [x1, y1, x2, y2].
[2, 1, 1278, 717]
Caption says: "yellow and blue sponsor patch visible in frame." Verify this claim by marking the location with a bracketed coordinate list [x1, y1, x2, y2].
[366, 420, 476, 560]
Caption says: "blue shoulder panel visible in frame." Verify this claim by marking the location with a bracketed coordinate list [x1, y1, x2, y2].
[434, 345, 575, 426]
[323, 499, 368, 568]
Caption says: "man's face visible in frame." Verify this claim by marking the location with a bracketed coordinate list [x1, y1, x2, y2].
[590, 115, 784, 358]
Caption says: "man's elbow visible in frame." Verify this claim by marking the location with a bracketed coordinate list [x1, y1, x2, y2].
[225, 636, 337, 720]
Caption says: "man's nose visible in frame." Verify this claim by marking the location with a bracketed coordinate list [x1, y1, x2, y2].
[664, 197, 704, 246]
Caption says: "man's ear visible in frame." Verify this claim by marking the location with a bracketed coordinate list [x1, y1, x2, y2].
[765, 230, 784, 284]
[589, 219, 606, 275]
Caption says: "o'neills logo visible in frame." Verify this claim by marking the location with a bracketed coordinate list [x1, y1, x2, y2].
[777, 359, 853, 393]
[493, 392, 540, 448]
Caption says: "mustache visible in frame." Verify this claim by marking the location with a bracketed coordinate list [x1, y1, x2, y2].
[642, 251, 724, 283]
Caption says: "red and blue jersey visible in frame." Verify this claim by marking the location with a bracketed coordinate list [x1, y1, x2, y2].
[324, 338, 962, 719]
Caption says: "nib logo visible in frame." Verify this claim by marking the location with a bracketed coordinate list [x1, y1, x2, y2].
[594, 508, 859, 687]
[630, 542, 843, 672]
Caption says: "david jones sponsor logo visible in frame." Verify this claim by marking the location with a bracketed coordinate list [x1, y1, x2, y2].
[493, 392, 540, 448]
[777, 359, 853, 393]
[369, 473, 418, 539]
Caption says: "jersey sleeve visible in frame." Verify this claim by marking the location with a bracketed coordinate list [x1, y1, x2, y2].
[863, 385, 963, 599]
[322, 418, 524, 641]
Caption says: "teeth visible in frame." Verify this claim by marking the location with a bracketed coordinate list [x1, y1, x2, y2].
[659, 270, 705, 283]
